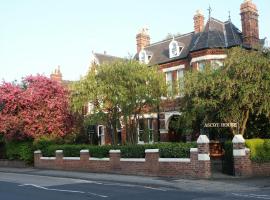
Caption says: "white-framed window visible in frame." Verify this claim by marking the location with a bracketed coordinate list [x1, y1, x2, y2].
[197, 61, 206, 72]
[169, 39, 183, 58]
[138, 118, 154, 144]
[211, 59, 224, 70]
[165, 71, 173, 96]
[139, 49, 149, 64]
[177, 69, 184, 95]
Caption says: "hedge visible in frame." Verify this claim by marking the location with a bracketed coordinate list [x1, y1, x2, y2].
[40, 142, 197, 159]
[246, 139, 270, 163]
[2, 140, 196, 164]
[5, 140, 34, 164]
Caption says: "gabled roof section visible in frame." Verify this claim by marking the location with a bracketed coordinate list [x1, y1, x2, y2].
[94, 53, 123, 65]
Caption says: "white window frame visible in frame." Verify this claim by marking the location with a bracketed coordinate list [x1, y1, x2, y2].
[169, 40, 184, 58]
[139, 49, 149, 64]
[137, 118, 154, 144]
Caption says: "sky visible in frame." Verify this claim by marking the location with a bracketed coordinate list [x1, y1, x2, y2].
[0, 0, 269, 82]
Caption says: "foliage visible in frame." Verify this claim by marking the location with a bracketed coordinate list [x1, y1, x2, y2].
[246, 139, 270, 162]
[0, 75, 74, 140]
[246, 114, 270, 139]
[39, 142, 197, 158]
[5, 140, 34, 164]
[183, 47, 270, 136]
[71, 60, 166, 144]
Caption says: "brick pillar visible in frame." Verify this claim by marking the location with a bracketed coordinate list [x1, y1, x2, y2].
[190, 148, 198, 177]
[34, 150, 42, 168]
[55, 150, 63, 169]
[145, 149, 159, 176]
[80, 150, 90, 171]
[80, 149, 90, 161]
[110, 150, 121, 171]
[196, 135, 211, 178]
[232, 135, 252, 177]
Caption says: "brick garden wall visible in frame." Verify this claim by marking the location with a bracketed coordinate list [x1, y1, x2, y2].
[233, 135, 270, 177]
[34, 135, 211, 179]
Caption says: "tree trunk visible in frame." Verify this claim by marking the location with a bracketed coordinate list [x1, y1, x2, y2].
[240, 109, 250, 136]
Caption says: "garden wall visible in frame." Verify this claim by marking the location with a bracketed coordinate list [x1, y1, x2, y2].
[34, 135, 211, 179]
[233, 135, 270, 177]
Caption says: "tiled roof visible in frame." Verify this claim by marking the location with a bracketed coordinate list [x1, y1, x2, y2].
[191, 18, 243, 51]
[94, 53, 123, 65]
[136, 18, 245, 65]
[135, 32, 194, 65]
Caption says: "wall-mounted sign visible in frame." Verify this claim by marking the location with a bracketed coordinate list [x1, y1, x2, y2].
[204, 123, 237, 128]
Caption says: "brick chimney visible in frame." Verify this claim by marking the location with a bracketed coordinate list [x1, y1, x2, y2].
[194, 10, 204, 33]
[136, 27, 150, 53]
[240, 0, 259, 48]
[50, 65, 62, 83]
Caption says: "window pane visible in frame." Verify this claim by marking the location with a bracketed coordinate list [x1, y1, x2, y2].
[198, 62, 205, 71]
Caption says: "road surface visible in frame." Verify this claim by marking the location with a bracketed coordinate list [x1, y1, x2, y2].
[0, 171, 269, 200]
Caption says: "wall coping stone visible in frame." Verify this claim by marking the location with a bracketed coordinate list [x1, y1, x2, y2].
[109, 150, 121, 153]
[159, 158, 191, 163]
[232, 135, 245, 143]
[197, 135, 210, 144]
[80, 149, 89, 153]
[55, 150, 63, 153]
[34, 150, 41, 154]
[41, 157, 56, 160]
[120, 158, 145, 162]
[63, 157, 80, 160]
[145, 149, 159, 153]
[190, 148, 198, 152]
[89, 157, 110, 161]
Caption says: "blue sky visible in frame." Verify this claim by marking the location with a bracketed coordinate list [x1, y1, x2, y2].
[0, 0, 269, 82]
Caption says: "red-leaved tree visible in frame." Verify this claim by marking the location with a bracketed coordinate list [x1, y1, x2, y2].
[0, 75, 73, 140]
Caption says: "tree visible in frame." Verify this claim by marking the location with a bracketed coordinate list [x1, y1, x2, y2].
[182, 47, 270, 136]
[0, 75, 73, 140]
[71, 60, 166, 144]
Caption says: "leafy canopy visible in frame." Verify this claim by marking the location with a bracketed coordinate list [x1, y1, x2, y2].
[0, 75, 73, 140]
[182, 47, 270, 136]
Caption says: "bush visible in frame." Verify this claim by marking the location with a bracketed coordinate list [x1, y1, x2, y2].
[39, 142, 197, 158]
[5, 140, 34, 164]
[246, 139, 270, 162]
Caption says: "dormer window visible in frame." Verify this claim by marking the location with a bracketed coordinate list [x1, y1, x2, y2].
[139, 49, 149, 64]
[169, 39, 183, 58]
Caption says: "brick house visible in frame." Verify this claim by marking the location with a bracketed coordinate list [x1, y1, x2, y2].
[52, 0, 265, 145]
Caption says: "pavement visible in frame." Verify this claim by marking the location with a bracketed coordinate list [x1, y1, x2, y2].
[0, 167, 269, 192]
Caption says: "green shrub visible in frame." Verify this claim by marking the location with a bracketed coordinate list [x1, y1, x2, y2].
[5, 140, 34, 164]
[40, 142, 197, 158]
[246, 139, 270, 162]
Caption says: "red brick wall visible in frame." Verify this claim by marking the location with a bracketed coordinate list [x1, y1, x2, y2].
[251, 162, 270, 177]
[232, 135, 270, 177]
[34, 137, 211, 179]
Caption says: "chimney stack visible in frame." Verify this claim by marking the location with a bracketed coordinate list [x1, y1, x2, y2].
[136, 27, 150, 53]
[240, 0, 259, 48]
[194, 10, 204, 33]
[50, 65, 62, 83]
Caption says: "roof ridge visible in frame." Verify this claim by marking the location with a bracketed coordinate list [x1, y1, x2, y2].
[208, 17, 224, 25]
[94, 52, 122, 59]
[146, 32, 194, 48]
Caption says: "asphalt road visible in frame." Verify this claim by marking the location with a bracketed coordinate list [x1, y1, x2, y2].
[0, 172, 270, 200]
